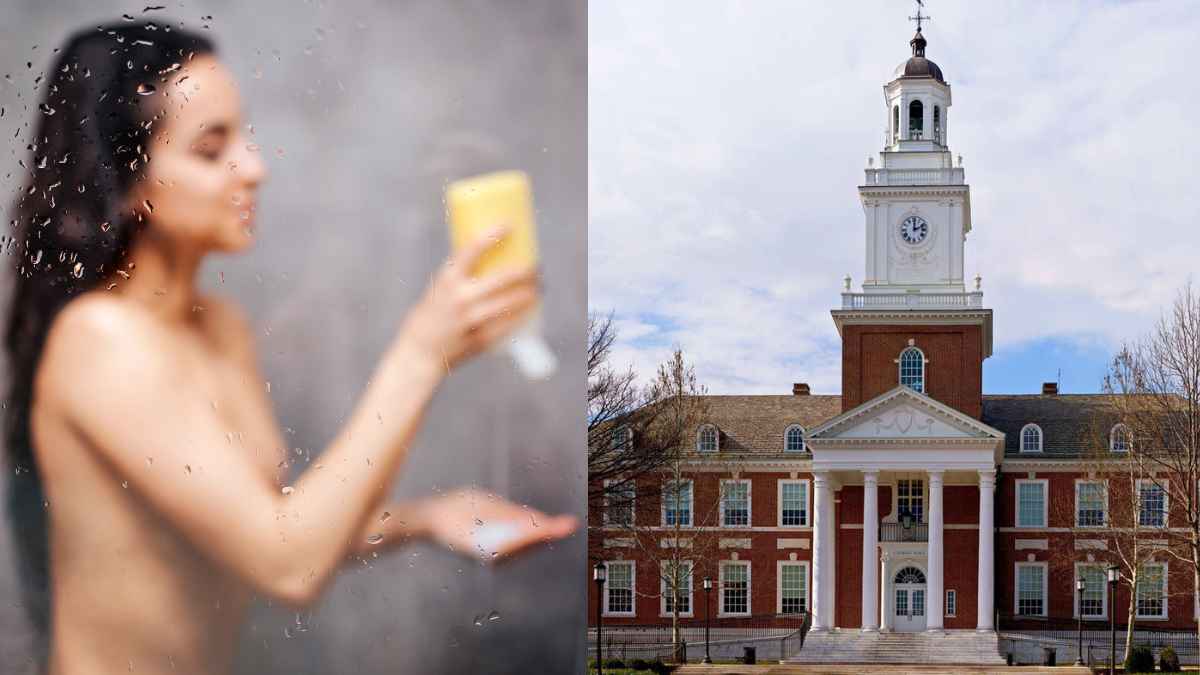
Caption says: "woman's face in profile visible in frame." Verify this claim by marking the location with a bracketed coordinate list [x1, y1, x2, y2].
[126, 54, 267, 253]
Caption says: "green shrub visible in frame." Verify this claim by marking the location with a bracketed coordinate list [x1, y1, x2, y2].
[603, 658, 626, 669]
[1125, 644, 1155, 674]
[649, 659, 674, 674]
[1159, 645, 1181, 672]
[629, 658, 650, 671]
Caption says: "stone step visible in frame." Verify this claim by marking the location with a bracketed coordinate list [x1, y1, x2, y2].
[790, 630, 1007, 665]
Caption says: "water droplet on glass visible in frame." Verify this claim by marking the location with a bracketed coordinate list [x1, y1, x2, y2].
[122, 13, 136, 21]
[380, 511, 391, 523]
[281, 485, 294, 495]
[143, 200, 154, 213]
[72, 262, 83, 278]
[38, 103, 55, 116]
[366, 533, 383, 545]
[184, 464, 192, 474]
[472, 614, 484, 627]
[136, 83, 156, 95]
[121, 480, 128, 489]
[487, 610, 500, 622]
[474, 518, 484, 526]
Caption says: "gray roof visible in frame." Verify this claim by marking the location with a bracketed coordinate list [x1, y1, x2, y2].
[686, 393, 1122, 457]
[894, 56, 945, 84]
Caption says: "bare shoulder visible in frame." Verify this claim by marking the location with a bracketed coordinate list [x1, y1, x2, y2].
[198, 293, 257, 363]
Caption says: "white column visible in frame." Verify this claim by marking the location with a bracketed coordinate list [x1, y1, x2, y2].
[977, 469, 996, 631]
[861, 471, 880, 631]
[880, 552, 892, 632]
[811, 471, 833, 631]
[926, 470, 944, 631]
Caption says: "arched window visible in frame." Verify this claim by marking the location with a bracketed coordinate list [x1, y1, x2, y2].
[1020, 424, 1043, 453]
[1110, 424, 1130, 452]
[899, 347, 925, 393]
[933, 105, 941, 143]
[894, 566, 926, 584]
[908, 99, 923, 139]
[697, 424, 718, 453]
[892, 104, 900, 142]
[784, 425, 806, 452]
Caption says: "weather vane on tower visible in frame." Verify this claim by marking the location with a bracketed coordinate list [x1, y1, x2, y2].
[909, 0, 931, 32]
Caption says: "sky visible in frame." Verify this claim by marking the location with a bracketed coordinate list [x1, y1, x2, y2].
[588, 0, 1200, 396]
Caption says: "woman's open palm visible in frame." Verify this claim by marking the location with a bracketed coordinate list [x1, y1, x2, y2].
[421, 488, 577, 562]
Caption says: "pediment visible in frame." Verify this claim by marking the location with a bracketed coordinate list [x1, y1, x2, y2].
[808, 386, 1003, 441]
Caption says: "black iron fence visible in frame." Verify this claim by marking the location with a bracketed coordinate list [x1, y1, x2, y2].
[998, 613, 1200, 667]
[588, 612, 809, 664]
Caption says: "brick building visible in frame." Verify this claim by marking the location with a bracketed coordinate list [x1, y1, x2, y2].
[588, 24, 1194, 662]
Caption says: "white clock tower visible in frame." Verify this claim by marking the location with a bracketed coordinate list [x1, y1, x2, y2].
[853, 26, 976, 306]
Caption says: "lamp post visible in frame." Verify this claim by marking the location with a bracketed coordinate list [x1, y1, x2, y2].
[594, 563, 606, 675]
[702, 576, 713, 663]
[1075, 577, 1086, 666]
[1108, 565, 1119, 675]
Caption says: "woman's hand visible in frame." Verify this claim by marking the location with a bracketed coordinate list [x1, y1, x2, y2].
[416, 488, 577, 562]
[393, 225, 541, 372]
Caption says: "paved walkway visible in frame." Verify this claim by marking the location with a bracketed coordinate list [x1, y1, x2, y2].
[673, 665, 1093, 675]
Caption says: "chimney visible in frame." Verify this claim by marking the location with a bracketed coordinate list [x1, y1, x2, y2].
[792, 383, 811, 396]
[1042, 382, 1059, 396]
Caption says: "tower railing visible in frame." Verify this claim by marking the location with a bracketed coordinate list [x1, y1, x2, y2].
[864, 167, 964, 186]
[841, 291, 983, 310]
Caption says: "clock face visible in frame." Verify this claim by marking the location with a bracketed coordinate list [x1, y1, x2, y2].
[900, 216, 929, 244]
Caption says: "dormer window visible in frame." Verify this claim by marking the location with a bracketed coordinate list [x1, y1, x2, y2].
[610, 425, 632, 453]
[899, 346, 925, 393]
[1110, 424, 1130, 453]
[697, 424, 719, 453]
[784, 425, 806, 452]
[908, 99, 923, 140]
[1020, 424, 1043, 453]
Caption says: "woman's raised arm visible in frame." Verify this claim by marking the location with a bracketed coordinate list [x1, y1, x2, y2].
[40, 227, 539, 609]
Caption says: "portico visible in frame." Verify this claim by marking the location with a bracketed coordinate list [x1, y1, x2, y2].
[805, 386, 1004, 634]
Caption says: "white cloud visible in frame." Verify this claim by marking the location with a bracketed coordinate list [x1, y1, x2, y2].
[589, 0, 1200, 394]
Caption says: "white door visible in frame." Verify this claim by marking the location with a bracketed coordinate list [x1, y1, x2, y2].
[892, 566, 927, 632]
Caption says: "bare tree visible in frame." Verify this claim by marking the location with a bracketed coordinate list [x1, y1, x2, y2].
[588, 311, 709, 545]
[1103, 283, 1200, 651]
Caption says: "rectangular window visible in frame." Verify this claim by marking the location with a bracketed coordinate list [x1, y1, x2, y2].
[1138, 481, 1167, 528]
[605, 480, 635, 527]
[662, 480, 692, 527]
[779, 562, 808, 615]
[779, 480, 809, 527]
[1076, 481, 1106, 527]
[1137, 563, 1167, 619]
[721, 480, 750, 527]
[661, 561, 692, 616]
[897, 479, 924, 523]
[1016, 480, 1047, 528]
[946, 589, 957, 617]
[1016, 563, 1047, 617]
[1076, 564, 1106, 619]
[605, 561, 635, 616]
[720, 562, 750, 616]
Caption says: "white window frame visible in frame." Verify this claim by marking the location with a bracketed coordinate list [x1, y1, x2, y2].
[720, 479, 752, 528]
[659, 559, 694, 618]
[1014, 561, 1049, 618]
[1074, 562, 1108, 620]
[719, 560, 752, 617]
[945, 589, 956, 617]
[661, 478, 694, 528]
[898, 346, 926, 393]
[1136, 562, 1169, 620]
[784, 424, 806, 452]
[1015, 479, 1048, 529]
[603, 479, 635, 527]
[697, 424, 719, 453]
[1019, 423, 1043, 453]
[602, 559, 636, 618]
[610, 425, 632, 453]
[1137, 478, 1169, 528]
[777, 560, 809, 616]
[1074, 479, 1108, 528]
[1110, 423, 1130, 453]
[777, 479, 810, 528]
